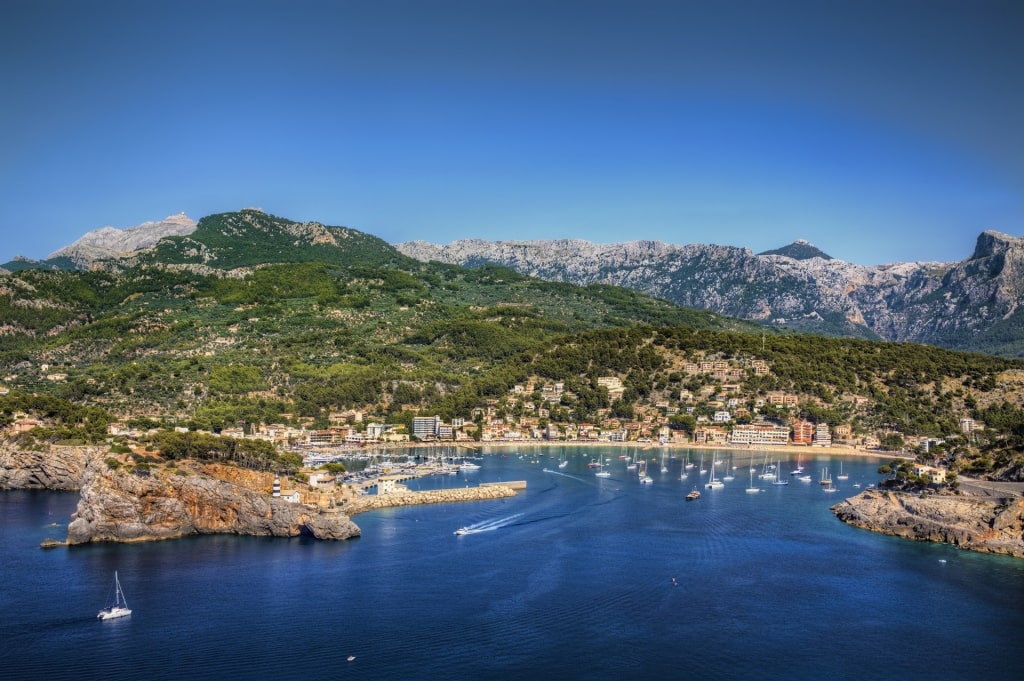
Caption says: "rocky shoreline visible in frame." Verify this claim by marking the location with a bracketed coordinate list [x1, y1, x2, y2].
[7, 442, 1024, 557]
[2, 442, 521, 546]
[831, 489, 1024, 559]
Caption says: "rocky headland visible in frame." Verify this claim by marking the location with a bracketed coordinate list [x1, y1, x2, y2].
[2, 442, 520, 545]
[64, 456, 361, 544]
[831, 489, 1024, 558]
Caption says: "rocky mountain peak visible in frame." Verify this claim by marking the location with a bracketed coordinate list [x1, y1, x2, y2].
[971, 230, 1021, 261]
[48, 213, 197, 265]
[758, 239, 833, 260]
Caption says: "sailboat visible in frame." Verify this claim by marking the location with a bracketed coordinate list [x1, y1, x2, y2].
[722, 456, 735, 482]
[745, 467, 761, 493]
[836, 461, 849, 480]
[772, 461, 789, 486]
[819, 466, 832, 486]
[758, 453, 776, 480]
[97, 571, 132, 620]
[705, 460, 724, 489]
[660, 451, 668, 474]
[790, 453, 804, 476]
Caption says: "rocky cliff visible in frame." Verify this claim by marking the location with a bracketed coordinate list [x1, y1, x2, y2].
[0, 442, 93, 490]
[831, 489, 1024, 558]
[65, 457, 360, 544]
[397, 230, 1024, 355]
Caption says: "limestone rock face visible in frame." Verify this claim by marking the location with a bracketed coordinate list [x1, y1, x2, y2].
[397, 230, 1024, 352]
[831, 489, 1024, 558]
[65, 459, 360, 544]
[47, 213, 197, 265]
[0, 443, 94, 490]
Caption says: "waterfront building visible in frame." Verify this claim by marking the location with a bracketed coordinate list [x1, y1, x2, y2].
[412, 416, 440, 440]
[729, 422, 790, 446]
[813, 423, 832, 447]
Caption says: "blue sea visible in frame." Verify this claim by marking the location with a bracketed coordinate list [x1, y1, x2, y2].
[3, 446, 1022, 680]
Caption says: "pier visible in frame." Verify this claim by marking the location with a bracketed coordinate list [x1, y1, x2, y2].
[481, 480, 527, 490]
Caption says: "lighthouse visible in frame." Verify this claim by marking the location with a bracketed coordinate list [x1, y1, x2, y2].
[272, 476, 281, 498]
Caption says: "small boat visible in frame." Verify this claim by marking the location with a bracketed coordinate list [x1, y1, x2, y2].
[347, 655, 356, 662]
[641, 475, 654, 485]
[686, 488, 700, 500]
[97, 571, 132, 620]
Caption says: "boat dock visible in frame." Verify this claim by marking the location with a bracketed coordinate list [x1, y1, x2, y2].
[481, 480, 527, 490]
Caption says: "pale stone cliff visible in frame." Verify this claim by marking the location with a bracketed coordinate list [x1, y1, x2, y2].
[831, 489, 1024, 558]
[0, 442, 93, 490]
[65, 456, 360, 544]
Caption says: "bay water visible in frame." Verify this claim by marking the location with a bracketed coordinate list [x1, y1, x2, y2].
[3, 446, 1022, 680]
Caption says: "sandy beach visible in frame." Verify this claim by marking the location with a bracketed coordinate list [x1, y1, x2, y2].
[345, 438, 911, 465]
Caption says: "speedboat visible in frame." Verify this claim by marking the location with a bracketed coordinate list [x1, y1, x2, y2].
[686, 489, 700, 500]
[454, 527, 470, 536]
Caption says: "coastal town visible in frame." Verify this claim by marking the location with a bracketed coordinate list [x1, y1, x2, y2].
[3, 353, 967, 496]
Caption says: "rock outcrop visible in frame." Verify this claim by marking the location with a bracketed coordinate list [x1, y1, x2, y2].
[64, 458, 360, 544]
[0, 442, 94, 490]
[831, 489, 1024, 558]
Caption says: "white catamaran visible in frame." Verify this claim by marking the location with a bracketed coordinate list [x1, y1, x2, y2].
[97, 571, 132, 620]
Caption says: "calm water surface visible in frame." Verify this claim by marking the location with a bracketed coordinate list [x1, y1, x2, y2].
[2, 446, 1022, 680]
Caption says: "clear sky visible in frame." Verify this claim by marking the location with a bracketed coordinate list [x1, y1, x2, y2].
[2, 0, 1022, 266]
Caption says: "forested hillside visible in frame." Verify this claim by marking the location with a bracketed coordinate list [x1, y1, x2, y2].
[2, 210, 1023, 480]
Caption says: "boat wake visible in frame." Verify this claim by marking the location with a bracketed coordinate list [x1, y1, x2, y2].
[454, 513, 525, 535]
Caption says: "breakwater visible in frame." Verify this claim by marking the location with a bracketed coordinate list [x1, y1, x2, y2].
[343, 484, 518, 516]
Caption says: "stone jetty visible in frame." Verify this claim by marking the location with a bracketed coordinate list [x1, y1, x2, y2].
[343, 484, 518, 516]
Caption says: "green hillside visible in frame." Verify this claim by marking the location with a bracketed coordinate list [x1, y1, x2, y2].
[2, 210, 1023, 481]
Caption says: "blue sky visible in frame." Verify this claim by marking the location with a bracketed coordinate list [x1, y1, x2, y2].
[2, 0, 1022, 265]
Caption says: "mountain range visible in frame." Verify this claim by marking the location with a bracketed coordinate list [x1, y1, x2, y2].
[396, 231, 1024, 357]
[3, 212, 1022, 357]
